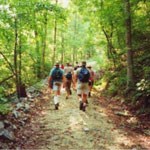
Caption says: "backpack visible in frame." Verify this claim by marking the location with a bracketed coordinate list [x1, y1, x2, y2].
[66, 72, 72, 80]
[78, 67, 90, 83]
[52, 68, 63, 81]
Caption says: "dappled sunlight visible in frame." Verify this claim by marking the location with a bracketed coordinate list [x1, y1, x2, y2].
[0, 0, 149, 148]
[68, 112, 89, 131]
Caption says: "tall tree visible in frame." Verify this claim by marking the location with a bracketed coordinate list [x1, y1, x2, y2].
[52, 0, 58, 65]
[124, 0, 134, 91]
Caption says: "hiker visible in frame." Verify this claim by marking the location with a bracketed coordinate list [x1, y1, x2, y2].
[48, 65, 56, 94]
[64, 62, 73, 99]
[87, 65, 95, 97]
[60, 64, 64, 70]
[75, 61, 90, 112]
[72, 66, 79, 90]
[48, 62, 65, 110]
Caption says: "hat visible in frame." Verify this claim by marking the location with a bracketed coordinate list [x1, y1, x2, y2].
[87, 65, 91, 68]
[55, 62, 59, 66]
[82, 61, 86, 66]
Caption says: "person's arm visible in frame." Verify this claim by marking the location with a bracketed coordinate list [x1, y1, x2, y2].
[61, 69, 66, 87]
[48, 76, 52, 88]
[48, 68, 54, 88]
[74, 69, 79, 83]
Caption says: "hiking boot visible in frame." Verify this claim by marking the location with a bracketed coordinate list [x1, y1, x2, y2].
[55, 103, 59, 110]
[82, 103, 86, 112]
[88, 92, 91, 97]
[70, 90, 72, 95]
[86, 99, 89, 106]
[79, 101, 83, 110]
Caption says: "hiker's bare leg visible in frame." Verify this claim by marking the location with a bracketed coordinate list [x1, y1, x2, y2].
[82, 93, 87, 103]
[78, 94, 82, 101]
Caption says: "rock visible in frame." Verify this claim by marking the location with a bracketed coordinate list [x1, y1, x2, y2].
[12, 110, 21, 118]
[20, 97, 28, 101]
[27, 86, 36, 93]
[28, 98, 34, 102]
[143, 129, 150, 136]
[3, 129, 15, 141]
[19, 120, 26, 126]
[0, 129, 15, 141]
[0, 121, 4, 129]
[16, 147, 21, 150]
[16, 103, 24, 110]
[12, 124, 17, 130]
[28, 94, 34, 99]
[4, 120, 12, 128]
[114, 110, 131, 117]
[127, 117, 138, 124]
[83, 127, 89, 132]
[24, 103, 30, 112]
[0, 142, 9, 149]
[0, 129, 4, 136]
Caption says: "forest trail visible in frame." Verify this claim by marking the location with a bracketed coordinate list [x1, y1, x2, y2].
[20, 85, 142, 150]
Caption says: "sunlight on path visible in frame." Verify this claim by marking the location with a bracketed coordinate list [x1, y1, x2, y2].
[33, 88, 134, 150]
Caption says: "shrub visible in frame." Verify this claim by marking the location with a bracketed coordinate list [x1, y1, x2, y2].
[0, 103, 12, 115]
[136, 79, 150, 99]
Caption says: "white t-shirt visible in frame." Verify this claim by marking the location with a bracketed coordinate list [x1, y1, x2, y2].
[64, 66, 73, 75]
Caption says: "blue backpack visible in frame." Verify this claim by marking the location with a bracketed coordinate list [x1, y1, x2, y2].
[52, 68, 63, 81]
[78, 67, 90, 83]
[66, 72, 72, 80]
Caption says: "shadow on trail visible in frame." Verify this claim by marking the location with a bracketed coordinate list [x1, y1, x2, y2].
[20, 88, 138, 150]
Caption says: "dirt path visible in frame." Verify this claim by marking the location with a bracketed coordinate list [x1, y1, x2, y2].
[20, 87, 141, 150]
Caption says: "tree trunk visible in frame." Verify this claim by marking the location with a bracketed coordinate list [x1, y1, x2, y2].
[61, 32, 64, 64]
[124, 0, 134, 91]
[73, 13, 77, 64]
[41, 11, 48, 78]
[102, 26, 116, 68]
[14, 18, 20, 98]
[18, 33, 27, 97]
[13, 19, 27, 98]
[34, 12, 41, 78]
[52, 0, 58, 66]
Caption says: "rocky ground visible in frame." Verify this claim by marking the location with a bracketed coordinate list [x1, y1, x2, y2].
[0, 81, 149, 150]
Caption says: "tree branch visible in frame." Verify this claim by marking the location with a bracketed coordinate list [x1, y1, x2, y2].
[0, 51, 15, 75]
[0, 75, 14, 85]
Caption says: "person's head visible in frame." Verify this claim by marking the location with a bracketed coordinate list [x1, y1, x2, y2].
[55, 62, 59, 68]
[66, 62, 69, 66]
[81, 61, 86, 67]
[87, 65, 92, 69]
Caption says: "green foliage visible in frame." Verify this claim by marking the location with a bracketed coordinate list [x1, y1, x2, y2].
[107, 83, 118, 96]
[0, 103, 12, 115]
[0, 87, 5, 97]
[135, 79, 150, 99]
[103, 66, 127, 96]
[0, 0, 150, 115]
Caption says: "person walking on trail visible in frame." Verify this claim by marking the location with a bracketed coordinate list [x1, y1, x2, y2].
[72, 65, 79, 91]
[87, 65, 95, 97]
[75, 61, 90, 112]
[64, 63, 73, 99]
[48, 65, 55, 94]
[48, 62, 64, 110]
